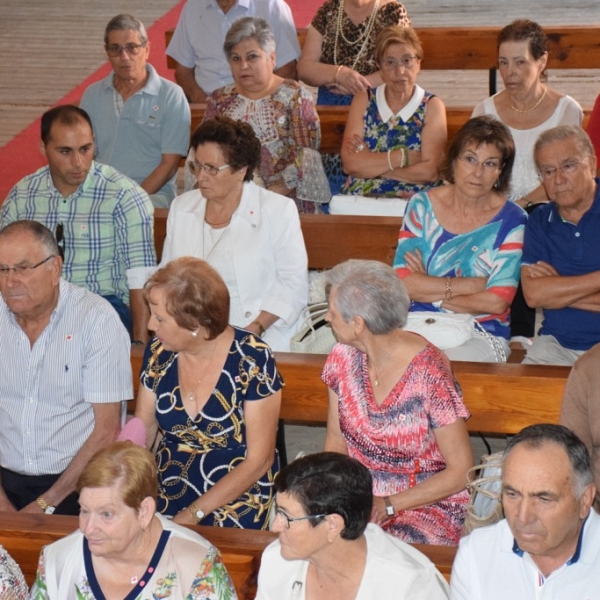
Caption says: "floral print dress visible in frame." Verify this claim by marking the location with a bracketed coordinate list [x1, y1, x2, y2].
[341, 85, 442, 198]
[30, 516, 237, 599]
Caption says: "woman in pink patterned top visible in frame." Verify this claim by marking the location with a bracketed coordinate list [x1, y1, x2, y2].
[322, 259, 473, 545]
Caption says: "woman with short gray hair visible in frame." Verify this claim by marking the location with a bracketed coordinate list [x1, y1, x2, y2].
[203, 17, 325, 213]
[322, 259, 473, 546]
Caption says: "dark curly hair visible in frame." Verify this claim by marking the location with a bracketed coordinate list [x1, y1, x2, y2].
[191, 115, 261, 182]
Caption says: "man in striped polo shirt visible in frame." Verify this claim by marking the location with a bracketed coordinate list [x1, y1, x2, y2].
[0, 220, 132, 515]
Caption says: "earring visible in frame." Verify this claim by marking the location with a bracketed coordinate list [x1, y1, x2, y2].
[191, 330, 198, 337]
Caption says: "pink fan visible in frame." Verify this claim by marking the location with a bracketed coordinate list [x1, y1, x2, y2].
[117, 417, 147, 447]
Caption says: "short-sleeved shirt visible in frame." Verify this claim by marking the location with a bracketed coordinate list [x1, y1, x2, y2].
[80, 64, 191, 201]
[0, 279, 132, 475]
[1, 162, 156, 303]
[451, 510, 600, 600]
[166, 0, 300, 94]
[522, 181, 600, 350]
[322, 343, 470, 545]
[395, 191, 526, 339]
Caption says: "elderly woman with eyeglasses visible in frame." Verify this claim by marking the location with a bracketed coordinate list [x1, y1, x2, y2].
[256, 453, 449, 599]
[203, 17, 324, 214]
[340, 25, 447, 199]
[394, 116, 527, 362]
[160, 115, 308, 352]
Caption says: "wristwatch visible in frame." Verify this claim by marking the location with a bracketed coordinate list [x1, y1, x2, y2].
[383, 496, 395, 517]
[189, 501, 205, 524]
[36, 496, 56, 514]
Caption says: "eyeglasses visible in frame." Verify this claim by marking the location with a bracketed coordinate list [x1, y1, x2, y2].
[381, 56, 419, 70]
[273, 503, 326, 529]
[55, 223, 65, 260]
[458, 155, 502, 171]
[105, 42, 147, 57]
[0, 255, 56, 278]
[538, 159, 587, 181]
[187, 159, 231, 177]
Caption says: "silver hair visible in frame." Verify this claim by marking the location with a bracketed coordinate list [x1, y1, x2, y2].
[325, 260, 411, 335]
[533, 125, 595, 171]
[104, 14, 148, 46]
[502, 424, 594, 500]
[223, 17, 276, 59]
[0, 220, 60, 258]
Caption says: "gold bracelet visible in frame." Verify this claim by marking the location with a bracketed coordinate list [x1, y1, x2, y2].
[252, 320, 266, 336]
[445, 277, 452, 301]
[334, 65, 343, 83]
[404, 147, 409, 167]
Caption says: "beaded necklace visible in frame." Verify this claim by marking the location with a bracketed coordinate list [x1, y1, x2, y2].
[333, 0, 381, 71]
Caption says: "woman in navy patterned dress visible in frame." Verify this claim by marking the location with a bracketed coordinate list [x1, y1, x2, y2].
[135, 257, 282, 530]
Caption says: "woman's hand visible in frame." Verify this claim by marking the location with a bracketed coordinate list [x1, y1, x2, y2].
[172, 508, 196, 525]
[335, 66, 371, 96]
[403, 249, 426, 274]
[371, 496, 393, 524]
[345, 133, 369, 155]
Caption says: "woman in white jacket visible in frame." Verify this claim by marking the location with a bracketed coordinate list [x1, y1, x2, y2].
[161, 116, 308, 351]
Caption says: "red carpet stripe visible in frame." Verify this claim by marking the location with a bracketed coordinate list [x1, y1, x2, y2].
[0, 0, 318, 201]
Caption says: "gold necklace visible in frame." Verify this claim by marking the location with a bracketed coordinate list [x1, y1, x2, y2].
[180, 340, 218, 404]
[506, 85, 547, 113]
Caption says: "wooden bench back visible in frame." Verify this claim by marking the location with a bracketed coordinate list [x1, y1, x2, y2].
[187, 103, 592, 157]
[153, 210, 402, 268]
[131, 348, 568, 437]
[166, 25, 600, 82]
[273, 352, 568, 436]
[0, 512, 456, 594]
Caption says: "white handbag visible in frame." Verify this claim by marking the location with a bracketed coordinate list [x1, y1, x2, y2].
[290, 303, 337, 354]
[404, 311, 475, 350]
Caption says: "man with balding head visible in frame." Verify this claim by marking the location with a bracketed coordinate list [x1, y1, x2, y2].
[451, 424, 600, 599]
[0, 221, 132, 515]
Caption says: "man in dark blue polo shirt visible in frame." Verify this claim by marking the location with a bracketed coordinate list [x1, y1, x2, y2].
[521, 125, 600, 365]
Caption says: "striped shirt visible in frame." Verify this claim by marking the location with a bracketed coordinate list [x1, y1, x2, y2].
[0, 279, 133, 475]
[0, 161, 156, 303]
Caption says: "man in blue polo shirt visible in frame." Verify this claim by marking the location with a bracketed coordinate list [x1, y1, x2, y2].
[521, 125, 600, 365]
[80, 14, 190, 208]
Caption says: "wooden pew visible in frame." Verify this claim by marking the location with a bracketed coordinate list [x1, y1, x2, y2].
[187, 103, 592, 156]
[153, 210, 402, 268]
[274, 352, 568, 435]
[130, 348, 569, 435]
[166, 25, 600, 95]
[0, 513, 456, 592]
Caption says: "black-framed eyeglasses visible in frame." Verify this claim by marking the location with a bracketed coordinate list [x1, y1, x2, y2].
[0, 255, 56, 278]
[105, 42, 147, 57]
[55, 223, 65, 260]
[273, 502, 326, 529]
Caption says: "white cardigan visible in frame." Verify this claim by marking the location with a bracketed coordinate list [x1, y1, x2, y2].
[161, 181, 308, 351]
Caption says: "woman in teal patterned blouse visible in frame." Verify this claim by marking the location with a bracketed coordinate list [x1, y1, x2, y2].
[340, 26, 447, 199]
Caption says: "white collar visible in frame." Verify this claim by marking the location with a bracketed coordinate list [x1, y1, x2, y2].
[376, 84, 425, 123]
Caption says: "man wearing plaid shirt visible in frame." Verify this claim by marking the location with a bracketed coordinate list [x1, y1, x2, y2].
[1, 105, 156, 342]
